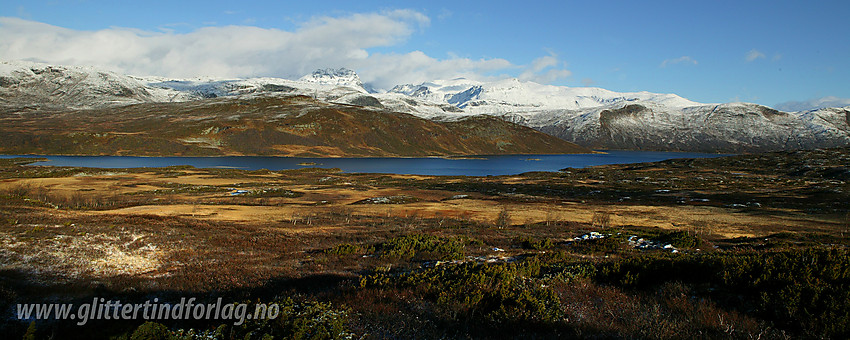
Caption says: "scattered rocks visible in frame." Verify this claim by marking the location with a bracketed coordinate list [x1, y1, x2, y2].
[628, 235, 678, 252]
[573, 232, 605, 241]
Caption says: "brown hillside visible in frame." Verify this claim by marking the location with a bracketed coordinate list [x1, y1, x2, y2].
[0, 95, 590, 157]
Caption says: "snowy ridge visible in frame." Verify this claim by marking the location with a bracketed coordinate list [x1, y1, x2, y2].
[389, 77, 702, 115]
[0, 60, 188, 109]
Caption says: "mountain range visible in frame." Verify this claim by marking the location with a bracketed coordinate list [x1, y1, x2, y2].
[1, 60, 848, 154]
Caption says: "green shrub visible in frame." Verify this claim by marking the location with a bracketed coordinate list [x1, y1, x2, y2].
[360, 257, 562, 325]
[130, 321, 171, 340]
[230, 298, 353, 340]
[569, 236, 626, 254]
[325, 243, 360, 256]
[376, 234, 467, 261]
[515, 237, 554, 250]
[655, 230, 700, 248]
[596, 248, 850, 338]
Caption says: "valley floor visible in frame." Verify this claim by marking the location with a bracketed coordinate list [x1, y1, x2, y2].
[0, 148, 848, 339]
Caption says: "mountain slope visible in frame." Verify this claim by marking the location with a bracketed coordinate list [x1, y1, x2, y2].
[0, 60, 189, 110]
[389, 78, 849, 152]
[515, 103, 850, 153]
[2, 60, 848, 153]
[0, 95, 590, 157]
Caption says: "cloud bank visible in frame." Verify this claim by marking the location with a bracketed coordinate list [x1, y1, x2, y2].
[0, 11, 571, 90]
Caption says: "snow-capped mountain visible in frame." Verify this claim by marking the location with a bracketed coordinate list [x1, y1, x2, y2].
[0, 60, 190, 109]
[390, 77, 700, 115]
[386, 77, 849, 152]
[503, 102, 850, 153]
[1, 60, 848, 153]
[298, 68, 367, 91]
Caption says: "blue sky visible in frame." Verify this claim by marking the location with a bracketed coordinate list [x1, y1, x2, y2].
[1, 0, 848, 108]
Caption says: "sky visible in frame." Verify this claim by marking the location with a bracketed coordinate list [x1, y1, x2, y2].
[1, 0, 848, 109]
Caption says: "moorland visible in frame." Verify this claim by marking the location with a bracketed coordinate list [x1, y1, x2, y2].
[1, 147, 848, 339]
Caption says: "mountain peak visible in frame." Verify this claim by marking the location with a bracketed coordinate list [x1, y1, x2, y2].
[299, 67, 365, 90]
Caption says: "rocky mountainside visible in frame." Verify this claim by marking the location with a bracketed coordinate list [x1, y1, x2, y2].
[2, 60, 848, 153]
[513, 103, 850, 153]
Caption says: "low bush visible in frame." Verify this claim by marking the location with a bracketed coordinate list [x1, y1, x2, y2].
[515, 236, 554, 250]
[360, 257, 562, 326]
[655, 230, 700, 248]
[569, 236, 627, 254]
[227, 298, 353, 340]
[130, 321, 171, 340]
[596, 248, 850, 338]
[375, 234, 468, 261]
[324, 243, 361, 256]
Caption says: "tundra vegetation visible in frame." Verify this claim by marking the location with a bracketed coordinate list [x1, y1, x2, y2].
[0, 148, 848, 339]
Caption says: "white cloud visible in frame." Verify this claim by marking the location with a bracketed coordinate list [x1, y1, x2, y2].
[774, 96, 850, 112]
[745, 49, 766, 62]
[0, 11, 566, 90]
[355, 51, 513, 89]
[660, 56, 697, 68]
[517, 53, 572, 83]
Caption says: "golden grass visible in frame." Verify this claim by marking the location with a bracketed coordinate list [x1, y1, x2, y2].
[1, 168, 835, 239]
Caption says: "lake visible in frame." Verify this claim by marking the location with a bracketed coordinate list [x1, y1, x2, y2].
[1, 151, 730, 176]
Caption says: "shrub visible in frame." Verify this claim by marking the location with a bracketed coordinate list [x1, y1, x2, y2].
[130, 321, 171, 340]
[229, 298, 353, 340]
[595, 248, 850, 338]
[376, 234, 467, 261]
[325, 243, 360, 256]
[655, 230, 700, 249]
[360, 257, 562, 326]
[515, 237, 554, 250]
[569, 236, 627, 254]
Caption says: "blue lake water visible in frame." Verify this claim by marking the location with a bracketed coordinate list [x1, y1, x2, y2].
[1, 151, 730, 176]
